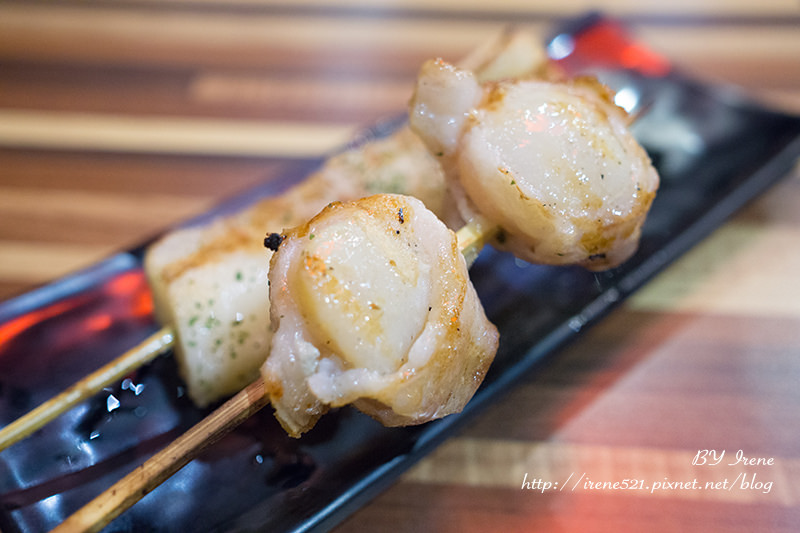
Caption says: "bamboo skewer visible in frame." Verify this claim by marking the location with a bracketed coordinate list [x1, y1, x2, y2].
[52, 379, 269, 533]
[51, 219, 496, 532]
[0, 326, 175, 452]
[457, 216, 498, 268]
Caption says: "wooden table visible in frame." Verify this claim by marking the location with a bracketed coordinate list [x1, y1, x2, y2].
[1, 1, 799, 531]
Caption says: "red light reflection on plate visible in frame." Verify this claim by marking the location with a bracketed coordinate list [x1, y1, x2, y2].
[84, 313, 113, 332]
[555, 18, 671, 77]
[106, 270, 153, 319]
[0, 300, 78, 348]
[0, 269, 154, 350]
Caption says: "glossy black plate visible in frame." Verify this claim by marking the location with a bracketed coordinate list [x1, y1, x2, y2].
[2, 14, 800, 533]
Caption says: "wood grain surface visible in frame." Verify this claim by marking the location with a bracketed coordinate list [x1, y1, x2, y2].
[1, 1, 799, 531]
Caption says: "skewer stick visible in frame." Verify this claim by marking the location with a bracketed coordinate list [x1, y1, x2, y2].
[0, 326, 175, 452]
[53, 220, 497, 533]
[458, 216, 498, 268]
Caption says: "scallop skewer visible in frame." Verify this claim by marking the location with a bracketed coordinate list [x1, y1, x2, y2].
[0, 63, 657, 453]
[53, 194, 500, 533]
[0, 31, 548, 453]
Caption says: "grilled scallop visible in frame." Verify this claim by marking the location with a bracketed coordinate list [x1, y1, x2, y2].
[262, 194, 499, 437]
[409, 59, 659, 270]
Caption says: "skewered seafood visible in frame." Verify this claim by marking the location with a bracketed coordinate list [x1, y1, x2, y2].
[1, 31, 656, 453]
[263, 194, 499, 437]
[0, 30, 554, 451]
[409, 59, 660, 270]
[144, 31, 549, 408]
